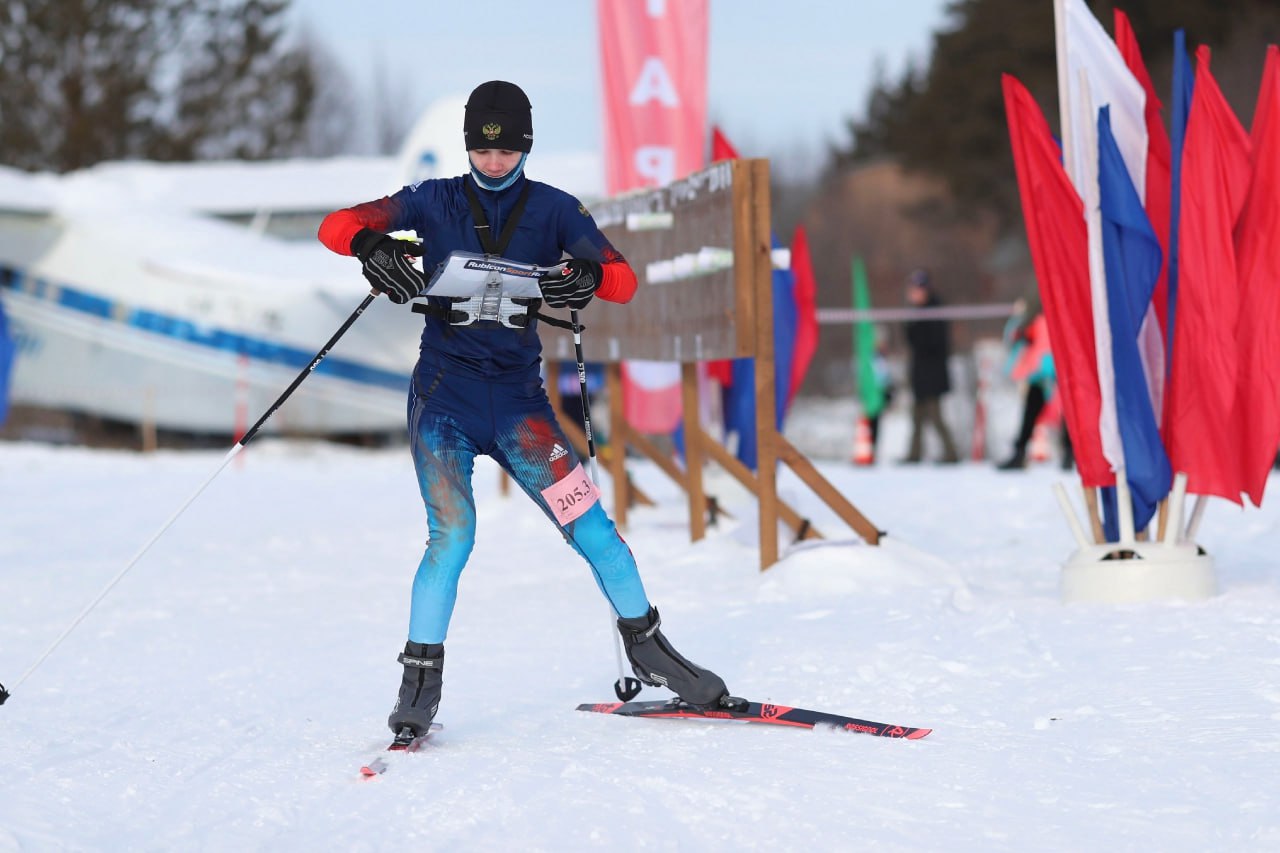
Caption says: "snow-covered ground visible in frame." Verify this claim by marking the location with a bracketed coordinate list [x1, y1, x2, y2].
[1, 399, 1278, 851]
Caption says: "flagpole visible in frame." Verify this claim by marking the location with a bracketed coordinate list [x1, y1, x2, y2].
[1056, 2, 1110, 550]
[1162, 472, 1189, 545]
[1115, 465, 1136, 543]
[1054, 0, 1073, 174]
[1184, 494, 1209, 542]
[1054, 0, 1100, 546]
[1081, 485, 1105, 544]
[1078, 69, 1125, 477]
[1053, 482, 1091, 548]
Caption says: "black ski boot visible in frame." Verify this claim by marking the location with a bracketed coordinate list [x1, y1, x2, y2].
[996, 451, 1026, 471]
[387, 641, 443, 736]
[617, 607, 730, 709]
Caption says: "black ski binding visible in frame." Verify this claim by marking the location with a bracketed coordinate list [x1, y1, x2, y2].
[390, 726, 421, 750]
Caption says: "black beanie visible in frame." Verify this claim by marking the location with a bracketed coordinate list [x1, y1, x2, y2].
[463, 81, 533, 152]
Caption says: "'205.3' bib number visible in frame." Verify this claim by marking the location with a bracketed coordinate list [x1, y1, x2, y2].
[541, 463, 600, 526]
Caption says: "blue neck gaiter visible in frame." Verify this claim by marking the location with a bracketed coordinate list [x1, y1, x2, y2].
[469, 153, 528, 191]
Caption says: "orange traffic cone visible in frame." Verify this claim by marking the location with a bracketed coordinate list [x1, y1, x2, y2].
[1029, 422, 1051, 463]
[970, 395, 987, 461]
[852, 416, 875, 466]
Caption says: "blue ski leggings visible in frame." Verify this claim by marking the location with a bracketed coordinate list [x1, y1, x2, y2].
[404, 368, 650, 644]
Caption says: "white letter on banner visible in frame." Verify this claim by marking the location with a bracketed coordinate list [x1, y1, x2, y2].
[635, 147, 675, 186]
[629, 57, 680, 107]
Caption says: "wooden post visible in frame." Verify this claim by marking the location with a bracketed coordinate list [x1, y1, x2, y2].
[696, 422, 820, 540]
[545, 360, 654, 509]
[606, 362, 629, 529]
[747, 159, 779, 569]
[680, 362, 707, 542]
[777, 436, 880, 544]
[536, 159, 882, 563]
[140, 387, 158, 453]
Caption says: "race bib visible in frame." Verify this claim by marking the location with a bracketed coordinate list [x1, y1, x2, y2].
[541, 463, 600, 526]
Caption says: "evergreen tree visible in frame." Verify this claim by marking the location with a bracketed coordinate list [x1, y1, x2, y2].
[833, 0, 1280, 230]
[0, 0, 323, 172]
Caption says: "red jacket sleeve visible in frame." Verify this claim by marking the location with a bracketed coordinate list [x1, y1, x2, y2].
[595, 253, 637, 304]
[317, 197, 400, 256]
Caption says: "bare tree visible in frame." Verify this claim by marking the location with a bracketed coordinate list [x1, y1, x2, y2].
[367, 52, 415, 156]
[0, 0, 327, 171]
[286, 27, 357, 158]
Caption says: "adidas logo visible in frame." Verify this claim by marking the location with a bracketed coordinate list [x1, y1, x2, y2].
[549, 443, 568, 462]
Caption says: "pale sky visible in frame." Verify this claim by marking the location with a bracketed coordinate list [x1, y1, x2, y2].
[290, 0, 953, 179]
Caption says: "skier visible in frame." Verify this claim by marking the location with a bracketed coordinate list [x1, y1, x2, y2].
[317, 81, 731, 738]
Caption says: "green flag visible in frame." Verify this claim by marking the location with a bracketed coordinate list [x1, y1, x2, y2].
[853, 256, 885, 418]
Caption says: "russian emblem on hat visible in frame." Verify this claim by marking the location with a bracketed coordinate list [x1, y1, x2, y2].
[482, 122, 502, 141]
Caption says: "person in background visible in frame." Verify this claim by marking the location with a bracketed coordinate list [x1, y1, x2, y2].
[866, 330, 895, 458]
[996, 294, 1074, 471]
[317, 80, 732, 740]
[554, 360, 604, 440]
[900, 268, 960, 464]
[996, 296, 1053, 470]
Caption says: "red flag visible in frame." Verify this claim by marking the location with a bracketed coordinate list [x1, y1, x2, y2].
[598, 0, 708, 194]
[1164, 47, 1252, 502]
[598, 0, 709, 433]
[711, 125, 740, 162]
[620, 361, 684, 434]
[1002, 74, 1111, 487]
[787, 224, 818, 407]
[1235, 46, 1280, 506]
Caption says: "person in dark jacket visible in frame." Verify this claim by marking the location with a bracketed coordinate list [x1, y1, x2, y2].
[900, 268, 960, 464]
[317, 81, 731, 738]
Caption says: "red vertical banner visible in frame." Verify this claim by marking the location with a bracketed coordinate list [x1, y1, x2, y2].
[1164, 47, 1252, 503]
[1002, 73, 1111, 488]
[598, 0, 709, 194]
[598, 0, 710, 435]
[787, 224, 818, 410]
[1235, 46, 1280, 507]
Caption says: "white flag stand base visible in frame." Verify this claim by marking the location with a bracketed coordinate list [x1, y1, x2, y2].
[1060, 541, 1216, 604]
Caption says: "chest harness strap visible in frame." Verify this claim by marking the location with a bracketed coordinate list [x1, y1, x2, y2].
[411, 181, 579, 331]
[413, 181, 538, 330]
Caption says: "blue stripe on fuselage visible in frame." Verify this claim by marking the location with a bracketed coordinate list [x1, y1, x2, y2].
[0, 264, 410, 391]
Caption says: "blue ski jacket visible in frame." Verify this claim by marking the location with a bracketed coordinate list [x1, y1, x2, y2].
[319, 174, 635, 386]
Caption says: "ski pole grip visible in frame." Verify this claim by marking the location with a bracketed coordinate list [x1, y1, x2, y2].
[0, 681, 9, 705]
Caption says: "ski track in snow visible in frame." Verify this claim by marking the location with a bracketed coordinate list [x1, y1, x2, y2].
[2, 401, 1279, 851]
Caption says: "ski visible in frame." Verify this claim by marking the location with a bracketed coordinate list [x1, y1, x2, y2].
[577, 698, 931, 739]
[359, 723, 443, 778]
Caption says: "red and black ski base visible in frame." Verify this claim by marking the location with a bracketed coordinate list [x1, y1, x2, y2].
[577, 698, 931, 739]
[359, 723, 443, 778]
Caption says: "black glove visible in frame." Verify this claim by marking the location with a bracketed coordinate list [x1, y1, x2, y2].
[350, 228, 425, 304]
[538, 258, 603, 309]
